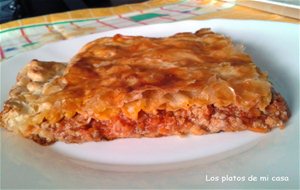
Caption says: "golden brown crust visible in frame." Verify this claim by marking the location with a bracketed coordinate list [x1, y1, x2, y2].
[42, 28, 272, 124]
[0, 60, 66, 143]
[0, 29, 290, 145]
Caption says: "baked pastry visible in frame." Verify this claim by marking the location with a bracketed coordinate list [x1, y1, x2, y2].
[0, 29, 290, 145]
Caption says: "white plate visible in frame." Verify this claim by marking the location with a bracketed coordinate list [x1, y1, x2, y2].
[1, 20, 299, 188]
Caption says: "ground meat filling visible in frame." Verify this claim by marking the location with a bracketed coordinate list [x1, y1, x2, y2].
[32, 92, 289, 145]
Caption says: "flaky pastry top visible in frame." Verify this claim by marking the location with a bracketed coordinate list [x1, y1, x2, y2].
[37, 28, 271, 123]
